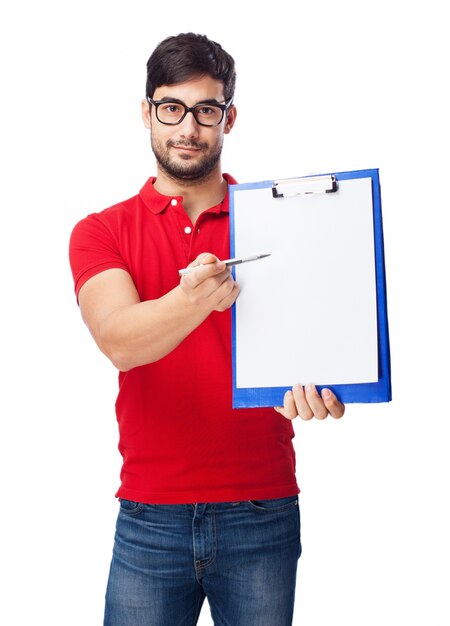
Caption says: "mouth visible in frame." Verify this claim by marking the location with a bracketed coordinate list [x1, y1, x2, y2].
[168, 140, 207, 154]
[173, 146, 201, 153]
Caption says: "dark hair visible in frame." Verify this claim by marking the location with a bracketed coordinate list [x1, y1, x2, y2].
[146, 33, 236, 101]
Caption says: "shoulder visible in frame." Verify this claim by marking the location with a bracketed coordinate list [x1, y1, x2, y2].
[71, 175, 160, 238]
[70, 191, 145, 244]
[74, 194, 136, 229]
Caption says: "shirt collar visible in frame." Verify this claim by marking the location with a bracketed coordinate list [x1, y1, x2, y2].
[139, 173, 238, 215]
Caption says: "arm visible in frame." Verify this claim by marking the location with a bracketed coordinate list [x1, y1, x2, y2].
[78, 253, 239, 371]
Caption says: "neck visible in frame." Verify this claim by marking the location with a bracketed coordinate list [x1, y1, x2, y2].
[153, 166, 228, 223]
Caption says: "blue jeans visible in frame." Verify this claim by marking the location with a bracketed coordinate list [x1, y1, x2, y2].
[104, 496, 301, 626]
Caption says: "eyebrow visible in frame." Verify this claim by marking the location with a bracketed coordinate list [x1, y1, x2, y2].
[157, 96, 223, 106]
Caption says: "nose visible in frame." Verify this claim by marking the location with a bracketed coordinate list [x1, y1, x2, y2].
[178, 110, 200, 138]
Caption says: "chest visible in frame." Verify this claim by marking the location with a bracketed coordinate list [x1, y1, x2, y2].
[119, 208, 230, 300]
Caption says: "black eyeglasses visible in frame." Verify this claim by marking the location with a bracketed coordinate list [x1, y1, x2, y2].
[147, 96, 233, 127]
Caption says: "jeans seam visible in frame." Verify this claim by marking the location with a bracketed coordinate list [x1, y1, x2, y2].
[245, 500, 298, 514]
[190, 591, 205, 626]
[119, 505, 144, 516]
[195, 509, 217, 571]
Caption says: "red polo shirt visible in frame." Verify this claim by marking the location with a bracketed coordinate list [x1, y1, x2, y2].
[69, 174, 299, 504]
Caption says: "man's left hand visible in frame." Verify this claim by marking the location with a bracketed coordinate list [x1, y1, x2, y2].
[274, 384, 345, 421]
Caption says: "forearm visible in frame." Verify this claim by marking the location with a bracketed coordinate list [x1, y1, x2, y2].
[98, 285, 211, 371]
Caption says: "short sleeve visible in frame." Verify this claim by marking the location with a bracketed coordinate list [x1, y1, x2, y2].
[69, 212, 129, 300]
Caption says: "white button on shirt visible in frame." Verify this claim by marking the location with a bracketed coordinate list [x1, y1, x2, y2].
[171, 198, 178, 206]
[184, 226, 192, 234]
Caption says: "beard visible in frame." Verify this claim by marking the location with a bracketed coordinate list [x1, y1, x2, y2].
[151, 135, 223, 183]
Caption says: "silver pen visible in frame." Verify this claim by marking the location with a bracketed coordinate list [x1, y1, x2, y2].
[178, 254, 271, 276]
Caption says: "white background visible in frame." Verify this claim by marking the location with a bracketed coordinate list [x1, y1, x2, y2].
[1, 1, 449, 624]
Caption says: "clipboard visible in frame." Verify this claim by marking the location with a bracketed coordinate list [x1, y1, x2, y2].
[229, 168, 391, 408]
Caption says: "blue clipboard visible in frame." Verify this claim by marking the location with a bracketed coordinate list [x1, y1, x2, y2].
[229, 168, 391, 408]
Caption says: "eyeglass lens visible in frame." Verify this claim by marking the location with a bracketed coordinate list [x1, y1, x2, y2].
[156, 102, 224, 126]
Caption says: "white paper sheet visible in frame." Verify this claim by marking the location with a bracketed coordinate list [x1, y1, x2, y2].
[233, 177, 379, 388]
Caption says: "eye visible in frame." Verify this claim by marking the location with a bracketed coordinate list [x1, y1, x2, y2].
[197, 106, 215, 116]
[162, 103, 182, 114]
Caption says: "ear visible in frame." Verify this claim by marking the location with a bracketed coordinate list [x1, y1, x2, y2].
[224, 105, 237, 134]
[141, 98, 151, 129]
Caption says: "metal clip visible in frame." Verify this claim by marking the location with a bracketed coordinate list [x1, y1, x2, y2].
[272, 175, 338, 198]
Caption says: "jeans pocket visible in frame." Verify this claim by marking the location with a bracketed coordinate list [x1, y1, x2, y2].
[119, 498, 144, 516]
[246, 495, 298, 513]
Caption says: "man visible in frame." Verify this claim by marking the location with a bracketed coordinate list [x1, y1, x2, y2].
[69, 32, 345, 626]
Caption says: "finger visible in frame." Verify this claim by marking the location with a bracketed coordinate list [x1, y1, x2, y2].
[321, 388, 345, 419]
[210, 274, 235, 307]
[181, 252, 224, 283]
[304, 384, 329, 420]
[193, 252, 219, 266]
[199, 266, 231, 293]
[214, 280, 240, 312]
[292, 384, 314, 420]
[274, 390, 298, 420]
[193, 252, 219, 265]
[182, 262, 229, 290]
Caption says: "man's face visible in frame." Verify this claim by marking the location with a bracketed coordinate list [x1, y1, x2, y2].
[142, 75, 236, 182]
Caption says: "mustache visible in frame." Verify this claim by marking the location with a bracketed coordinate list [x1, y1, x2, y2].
[167, 139, 208, 150]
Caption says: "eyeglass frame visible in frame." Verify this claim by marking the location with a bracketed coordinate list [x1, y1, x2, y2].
[146, 96, 234, 127]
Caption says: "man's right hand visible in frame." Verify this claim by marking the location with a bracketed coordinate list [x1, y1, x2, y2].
[180, 252, 240, 313]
